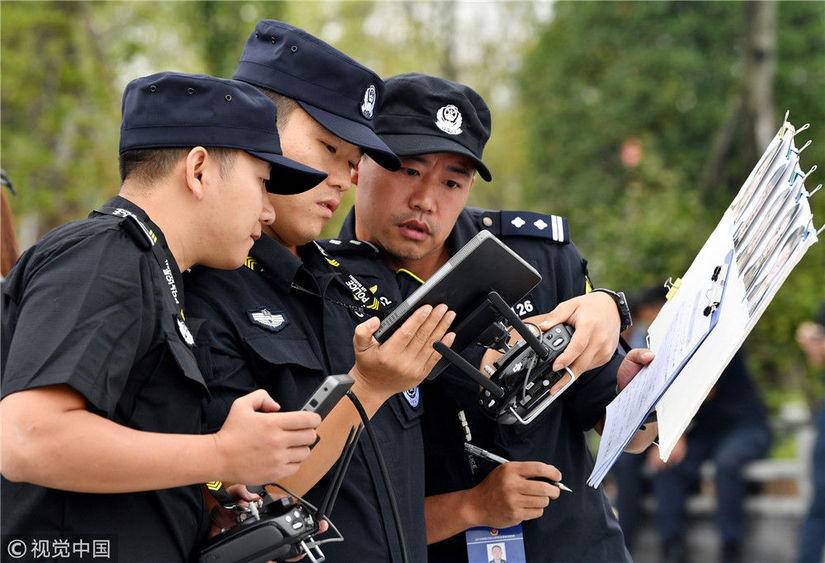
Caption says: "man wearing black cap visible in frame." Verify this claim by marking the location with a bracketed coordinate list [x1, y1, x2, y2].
[0, 72, 327, 562]
[185, 22, 454, 562]
[333, 72, 656, 562]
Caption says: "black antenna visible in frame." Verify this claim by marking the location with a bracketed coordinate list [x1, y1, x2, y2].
[433, 341, 505, 398]
[486, 291, 550, 360]
[317, 423, 363, 519]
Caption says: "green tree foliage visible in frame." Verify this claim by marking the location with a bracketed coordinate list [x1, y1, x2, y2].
[520, 1, 825, 407]
[1, 1, 122, 229]
[3, 1, 823, 409]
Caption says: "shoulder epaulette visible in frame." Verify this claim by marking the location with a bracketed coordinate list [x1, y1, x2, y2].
[470, 209, 570, 244]
[118, 213, 156, 250]
[316, 238, 381, 256]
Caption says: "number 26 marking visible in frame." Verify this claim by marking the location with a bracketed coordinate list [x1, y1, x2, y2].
[515, 300, 534, 317]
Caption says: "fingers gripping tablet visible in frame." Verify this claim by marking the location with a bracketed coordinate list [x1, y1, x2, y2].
[374, 231, 541, 346]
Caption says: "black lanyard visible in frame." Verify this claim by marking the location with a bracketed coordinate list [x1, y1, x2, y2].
[246, 241, 394, 320]
[308, 241, 394, 318]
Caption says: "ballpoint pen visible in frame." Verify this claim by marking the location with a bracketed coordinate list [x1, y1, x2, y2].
[463, 442, 573, 493]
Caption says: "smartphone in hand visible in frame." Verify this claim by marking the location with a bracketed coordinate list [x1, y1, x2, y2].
[300, 374, 355, 419]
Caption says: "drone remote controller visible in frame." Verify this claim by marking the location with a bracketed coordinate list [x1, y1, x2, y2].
[478, 323, 576, 424]
[199, 497, 324, 563]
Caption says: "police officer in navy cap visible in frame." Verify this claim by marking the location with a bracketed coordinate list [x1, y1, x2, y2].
[329, 72, 658, 562]
[1, 72, 326, 562]
[185, 24, 455, 562]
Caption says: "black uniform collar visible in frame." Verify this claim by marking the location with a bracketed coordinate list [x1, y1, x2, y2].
[95, 195, 187, 311]
[443, 208, 478, 254]
[98, 195, 171, 250]
[248, 233, 304, 288]
[96, 195, 181, 276]
[338, 207, 358, 240]
[338, 206, 477, 258]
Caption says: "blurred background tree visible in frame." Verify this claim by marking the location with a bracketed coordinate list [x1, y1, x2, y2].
[519, 0, 825, 412]
[2, 0, 823, 421]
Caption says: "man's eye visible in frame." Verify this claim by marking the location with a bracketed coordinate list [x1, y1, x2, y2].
[445, 180, 460, 188]
[404, 168, 420, 177]
[325, 143, 336, 154]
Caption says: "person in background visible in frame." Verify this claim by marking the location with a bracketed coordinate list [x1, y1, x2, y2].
[613, 285, 668, 550]
[1, 170, 20, 277]
[796, 301, 825, 563]
[651, 350, 771, 563]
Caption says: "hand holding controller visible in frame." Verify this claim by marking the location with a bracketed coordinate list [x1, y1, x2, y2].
[199, 496, 323, 563]
[479, 323, 576, 424]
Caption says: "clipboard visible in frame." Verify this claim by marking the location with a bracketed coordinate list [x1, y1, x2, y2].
[587, 250, 734, 488]
[590, 115, 819, 479]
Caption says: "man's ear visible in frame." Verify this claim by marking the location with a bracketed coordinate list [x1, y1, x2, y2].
[350, 154, 365, 186]
[184, 146, 209, 199]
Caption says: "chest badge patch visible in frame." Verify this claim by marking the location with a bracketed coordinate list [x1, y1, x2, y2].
[404, 386, 420, 408]
[247, 307, 287, 332]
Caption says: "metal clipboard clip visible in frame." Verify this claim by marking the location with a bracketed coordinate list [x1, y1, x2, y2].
[703, 262, 730, 317]
[664, 277, 682, 302]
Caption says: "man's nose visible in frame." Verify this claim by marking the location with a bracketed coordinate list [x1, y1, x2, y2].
[260, 193, 276, 224]
[328, 162, 352, 193]
[409, 179, 438, 212]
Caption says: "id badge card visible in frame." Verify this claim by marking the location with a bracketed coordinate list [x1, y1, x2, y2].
[465, 524, 526, 563]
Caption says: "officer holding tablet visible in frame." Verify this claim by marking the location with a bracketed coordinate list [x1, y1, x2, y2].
[185, 22, 454, 562]
[331, 72, 655, 562]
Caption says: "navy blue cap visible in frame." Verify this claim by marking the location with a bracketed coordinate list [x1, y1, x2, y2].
[376, 73, 492, 181]
[233, 20, 401, 171]
[119, 72, 327, 194]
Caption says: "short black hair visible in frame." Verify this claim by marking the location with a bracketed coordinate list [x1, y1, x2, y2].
[254, 86, 300, 133]
[119, 147, 237, 184]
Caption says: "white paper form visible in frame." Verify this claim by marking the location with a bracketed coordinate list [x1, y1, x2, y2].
[587, 272, 719, 487]
[588, 115, 820, 479]
[652, 118, 820, 460]
[656, 222, 817, 458]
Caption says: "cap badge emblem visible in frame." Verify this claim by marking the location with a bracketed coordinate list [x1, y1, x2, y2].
[360, 84, 377, 119]
[435, 104, 463, 135]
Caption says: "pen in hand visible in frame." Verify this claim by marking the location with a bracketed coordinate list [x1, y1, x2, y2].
[463, 442, 573, 493]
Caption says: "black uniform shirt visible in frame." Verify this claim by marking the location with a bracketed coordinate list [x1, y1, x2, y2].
[185, 233, 427, 563]
[338, 207, 630, 563]
[1, 196, 210, 563]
